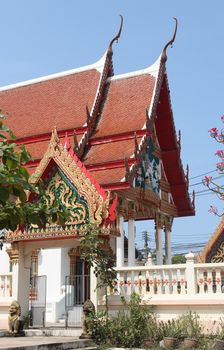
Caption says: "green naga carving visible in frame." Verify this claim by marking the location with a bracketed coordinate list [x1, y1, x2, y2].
[39, 166, 89, 226]
[135, 138, 160, 194]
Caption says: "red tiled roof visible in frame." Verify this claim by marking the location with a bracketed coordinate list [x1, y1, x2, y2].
[89, 167, 126, 186]
[155, 76, 194, 216]
[0, 53, 194, 218]
[0, 69, 100, 139]
[21, 135, 83, 160]
[84, 138, 141, 165]
[95, 74, 155, 138]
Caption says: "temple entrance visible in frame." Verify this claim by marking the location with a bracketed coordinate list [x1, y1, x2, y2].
[73, 259, 90, 305]
[65, 259, 90, 327]
[30, 275, 47, 328]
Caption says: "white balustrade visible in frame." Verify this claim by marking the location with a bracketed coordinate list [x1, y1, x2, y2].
[111, 261, 224, 298]
[0, 273, 12, 298]
[112, 265, 187, 296]
[194, 263, 224, 294]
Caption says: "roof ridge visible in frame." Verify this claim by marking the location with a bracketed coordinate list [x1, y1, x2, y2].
[107, 54, 161, 82]
[0, 52, 107, 92]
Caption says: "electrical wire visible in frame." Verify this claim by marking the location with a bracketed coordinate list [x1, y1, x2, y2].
[189, 174, 224, 187]
[189, 169, 217, 180]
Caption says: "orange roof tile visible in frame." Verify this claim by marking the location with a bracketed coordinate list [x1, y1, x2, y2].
[95, 74, 155, 138]
[84, 138, 141, 165]
[89, 167, 126, 186]
[0, 69, 101, 139]
[0, 50, 194, 218]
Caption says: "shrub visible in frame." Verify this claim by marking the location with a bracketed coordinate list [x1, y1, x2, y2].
[179, 311, 202, 339]
[87, 292, 156, 347]
[158, 318, 183, 339]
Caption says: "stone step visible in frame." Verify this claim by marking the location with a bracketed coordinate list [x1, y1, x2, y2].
[25, 328, 82, 337]
[0, 337, 95, 350]
[70, 348, 97, 350]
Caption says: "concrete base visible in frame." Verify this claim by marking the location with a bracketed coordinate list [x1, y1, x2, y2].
[25, 328, 82, 337]
[0, 336, 95, 350]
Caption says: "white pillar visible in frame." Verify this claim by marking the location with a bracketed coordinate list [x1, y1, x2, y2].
[165, 230, 171, 264]
[116, 216, 124, 267]
[128, 219, 135, 266]
[11, 244, 31, 318]
[90, 264, 98, 309]
[185, 252, 196, 294]
[156, 228, 163, 265]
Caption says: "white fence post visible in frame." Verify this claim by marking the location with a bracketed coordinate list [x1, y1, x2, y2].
[185, 252, 196, 295]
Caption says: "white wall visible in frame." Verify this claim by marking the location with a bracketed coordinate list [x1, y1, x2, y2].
[38, 247, 70, 323]
[0, 244, 10, 274]
[38, 248, 62, 300]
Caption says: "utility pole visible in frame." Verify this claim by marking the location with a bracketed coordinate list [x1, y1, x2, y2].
[142, 231, 150, 262]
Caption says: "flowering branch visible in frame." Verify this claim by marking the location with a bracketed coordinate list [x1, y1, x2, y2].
[203, 116, 224, 216]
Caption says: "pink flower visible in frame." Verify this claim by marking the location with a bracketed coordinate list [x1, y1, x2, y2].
[220, 193, 224, 200]
[208, 206, 218, 215]
[215, 150, 224, 159]
[217, 162, 224, 172]
[202, 176, 213, 185]
[209, 128, 219, 138]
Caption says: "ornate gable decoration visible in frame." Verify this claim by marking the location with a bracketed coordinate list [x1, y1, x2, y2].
[134, 138, 161, 194]
[199, 217, 224, 263]
[30, 128, 111, 224]
[7, 128, 118, 242]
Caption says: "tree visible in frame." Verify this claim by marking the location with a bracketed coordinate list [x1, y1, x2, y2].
[172, 254, 186, 264]
[79, 226, 116, 313]
[0, 114, 69, 233]
[203, 115, 224, 216]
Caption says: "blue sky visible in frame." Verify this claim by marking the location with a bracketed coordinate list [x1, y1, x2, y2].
[0, 1, 223, 254]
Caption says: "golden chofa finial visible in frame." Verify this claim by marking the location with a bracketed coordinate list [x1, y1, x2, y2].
[161, 17, 178, 63]
[108, 15, 123, 54]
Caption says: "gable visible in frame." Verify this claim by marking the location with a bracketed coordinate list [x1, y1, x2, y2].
[134, 138, 160, 194]
[6, 129, 118, 243]
[35, 165, 90, 227]
[200, 218, 224, 263]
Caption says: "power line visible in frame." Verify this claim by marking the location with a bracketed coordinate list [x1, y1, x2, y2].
[189, 169, 217, 180]
[189, 174, 224, 187]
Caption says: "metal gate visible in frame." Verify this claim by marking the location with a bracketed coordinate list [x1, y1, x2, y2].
[30, 275, 47, 327]
[65, 274, 90, 327]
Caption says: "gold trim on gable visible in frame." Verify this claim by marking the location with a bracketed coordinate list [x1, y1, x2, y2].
[6, 128, 118, 243]
[30, 128, 109, 225]
[199, 217, 224, 262]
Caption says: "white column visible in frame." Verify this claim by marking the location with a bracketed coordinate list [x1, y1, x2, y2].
[11, 244, 31, 318]
[128, 219, 135, 266]
[156, 228, 163, 265]
[185, 252, 196, 294]
[90, 264, 98, 309]
[165, 230, 171, 264]
[116, 216, 124, 267]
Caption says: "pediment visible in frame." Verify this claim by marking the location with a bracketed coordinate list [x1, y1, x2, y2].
[6, 129, 118, 243]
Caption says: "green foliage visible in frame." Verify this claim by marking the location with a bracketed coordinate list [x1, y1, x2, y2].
[86, 310, 109, 345]
[216, 318, 224, 340]
[87, 293, 156, 348]
[0, 115, 70, 231]
[80, 226, 116, 290]
[179, 311, 202, 339]
[158, 318, 183, 339]
[172, 254, 186, 264]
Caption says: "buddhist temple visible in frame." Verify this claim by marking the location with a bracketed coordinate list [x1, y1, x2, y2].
[0, 17, 195, 326]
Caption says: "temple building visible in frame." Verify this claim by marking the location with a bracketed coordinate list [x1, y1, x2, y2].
[0, 17, 195, 326]
[199, 217, 224, 263]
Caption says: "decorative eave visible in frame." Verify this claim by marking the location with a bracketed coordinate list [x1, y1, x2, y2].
[6, 128, 118, 243]
[199, 217, 224, 263]
[77, 16, 123, 159]
[122, 19, 178, 186]
[157, 69, 195, 216]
